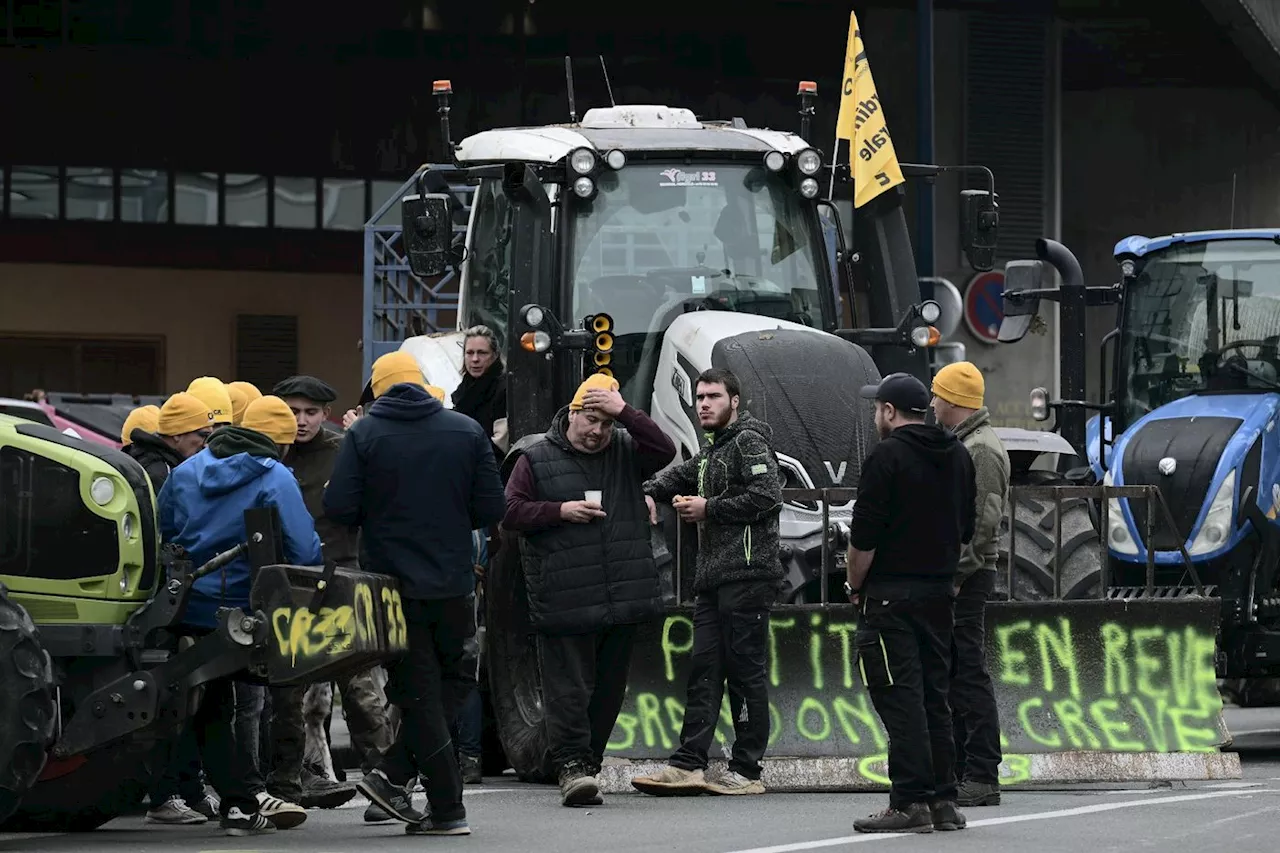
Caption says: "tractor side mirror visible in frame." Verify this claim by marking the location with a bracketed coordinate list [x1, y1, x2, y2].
[960, 189, 999, 272]
[402, 193, 452, 278]
[998, 259, 1045, 344]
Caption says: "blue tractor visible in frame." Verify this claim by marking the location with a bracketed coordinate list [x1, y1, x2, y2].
[1001, 230, 1280, 705]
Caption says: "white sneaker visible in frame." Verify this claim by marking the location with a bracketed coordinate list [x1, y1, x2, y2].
[145, 796, 208, 825]
[254, 791, 307, 829]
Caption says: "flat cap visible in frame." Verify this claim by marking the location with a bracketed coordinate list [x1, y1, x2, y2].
[272, 375, 337, 404]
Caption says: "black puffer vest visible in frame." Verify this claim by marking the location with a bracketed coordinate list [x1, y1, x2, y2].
[517, 408, 663, 636]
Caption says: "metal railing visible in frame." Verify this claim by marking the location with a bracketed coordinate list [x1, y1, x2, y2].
[361, 165, 475, 381]
[1007, 483, 1206, 600]
[668, 487, 855, 607]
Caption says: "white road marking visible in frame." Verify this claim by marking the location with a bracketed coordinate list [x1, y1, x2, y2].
[721, 789, 1280, 853]
[1203, 782, 1263, 789]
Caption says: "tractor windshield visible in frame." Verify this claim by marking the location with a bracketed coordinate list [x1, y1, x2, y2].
[567, 163, 829, 408]
[1120, 238, 1280, 423]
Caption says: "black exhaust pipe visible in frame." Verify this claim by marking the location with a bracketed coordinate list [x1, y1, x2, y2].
[1035, 237, 1088, 455]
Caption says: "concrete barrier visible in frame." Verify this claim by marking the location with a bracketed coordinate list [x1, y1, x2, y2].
[599, 597, 1241, 791]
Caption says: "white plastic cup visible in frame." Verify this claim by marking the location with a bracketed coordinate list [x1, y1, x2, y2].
[585, 490, 603, 505]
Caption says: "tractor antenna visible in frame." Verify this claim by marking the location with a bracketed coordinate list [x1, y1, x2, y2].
[1230, 171, 1238, 229]
[600, 54, 616, 106]
[565, 56, 578, 123]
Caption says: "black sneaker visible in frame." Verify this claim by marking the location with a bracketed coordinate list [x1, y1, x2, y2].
[558, 763, 600, 807]
[407, 816, 471, 836]
[930, 800, 967, 831]
[956, 779, 1001, 806]
[461, 754, 483, 785]
[853, 803, 934, 834]
[357, 770, 425, 824]
[221, 807, 277, 837]
[297, 770, 358, 809]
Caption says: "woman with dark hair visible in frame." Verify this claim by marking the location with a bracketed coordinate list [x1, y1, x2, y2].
[451, 325, 507, 460]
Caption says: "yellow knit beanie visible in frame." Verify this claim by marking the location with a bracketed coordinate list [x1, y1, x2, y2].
[187, 377, 234, 425]
[158, 393, 214, 436]
[931, 361, 985, 410]
[120, 405, 160, 445]
[570, 374, 620, 411]
[241, 396, 299, 445]
[371, 352, 426, 398]
[227, 381, 263, 425]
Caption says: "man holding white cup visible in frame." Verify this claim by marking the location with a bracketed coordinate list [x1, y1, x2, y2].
[503, 374, 676, 806]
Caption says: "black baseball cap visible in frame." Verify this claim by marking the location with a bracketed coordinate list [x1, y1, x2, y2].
[859, 372, 930, 414]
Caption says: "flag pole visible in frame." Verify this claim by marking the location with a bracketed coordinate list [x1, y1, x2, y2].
[828, 134, 840, 199]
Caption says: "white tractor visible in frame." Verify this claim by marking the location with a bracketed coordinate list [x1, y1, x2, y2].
[391, 79, 1001, 779]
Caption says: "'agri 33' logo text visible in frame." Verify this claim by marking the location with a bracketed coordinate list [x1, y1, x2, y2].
[659, 168, 718, 187]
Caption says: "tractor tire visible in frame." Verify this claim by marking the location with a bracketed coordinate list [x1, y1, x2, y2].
[0, 583, 56, 826]
[997, 480, 1103, 601]
[484, 529, 555, 784]
[2, 740, 154, 831]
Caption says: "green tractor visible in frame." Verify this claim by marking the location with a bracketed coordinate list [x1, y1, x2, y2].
[0, 414, 407, 830]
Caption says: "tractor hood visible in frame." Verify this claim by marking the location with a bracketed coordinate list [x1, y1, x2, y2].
[1111, 392, 1280, 560]
[679, 313, 882, 491]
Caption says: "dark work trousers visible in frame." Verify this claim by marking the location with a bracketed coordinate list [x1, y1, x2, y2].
[265, 684, 307, 799]
[537, 624, 638, 774]
[451, 590, 484, 758]
[669, 579, 776, 781]
[858, 588, 957, 809]
[233, 682, 264, 785]
[378, 595, 476, 823]
[950, 570, 1002, 785]
[192, 675, 260, 817]
[148, 722, 205, 805]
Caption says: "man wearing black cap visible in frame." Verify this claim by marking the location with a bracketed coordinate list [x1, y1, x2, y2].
[271, 376, 394, 810]
[845, 372, 976, 835]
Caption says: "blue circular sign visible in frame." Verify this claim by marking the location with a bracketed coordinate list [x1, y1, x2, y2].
[964, 271, 1005, 344]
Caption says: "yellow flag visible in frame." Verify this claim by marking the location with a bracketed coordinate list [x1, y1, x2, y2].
[835, 11, 905, 208]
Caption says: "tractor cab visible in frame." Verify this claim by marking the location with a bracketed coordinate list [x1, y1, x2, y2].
[401, 84, 966, 441]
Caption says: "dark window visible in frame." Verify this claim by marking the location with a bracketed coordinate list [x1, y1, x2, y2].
[0, 336, 163, 398]
[235, 314, 299, 392]
[0, 447, 120, 580]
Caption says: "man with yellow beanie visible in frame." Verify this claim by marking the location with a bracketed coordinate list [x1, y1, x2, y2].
[120, 404, 160, 446]
[327, 350, 506, 835]
[157, 393, 320, 836]
[227, 381, 263, 426]
[124, 393, 214, 492]
[187, 376, 235, 427]
[505, 373, 675, 806]
[930, 361, 1009, 809]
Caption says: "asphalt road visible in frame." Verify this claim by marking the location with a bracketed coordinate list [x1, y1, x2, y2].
[4, 706, 1280, 853]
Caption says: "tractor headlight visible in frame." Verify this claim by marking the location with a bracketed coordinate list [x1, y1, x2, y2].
[569, 148, 598, 175]
[1104, 470, 1139, 556]
[796, 148, 822, 175]
[605, 149, 627, 170]
[572, 176, 596, 198]
[799, 178, 820, 199]
[764, 151, 786, 172]
[523, 305, 545, 328]
[122, 512, 136, 541]
[1188, 470, 1236, 556]
[90, 476, 116, 506]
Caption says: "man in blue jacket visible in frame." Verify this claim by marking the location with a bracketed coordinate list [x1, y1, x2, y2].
[326, 352, 505, 838]
[159, 395, 322, 837]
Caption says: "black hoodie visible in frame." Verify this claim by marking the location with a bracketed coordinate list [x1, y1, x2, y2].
[323, 383, 506, 599]
[125, 429, 187, 492]
[848, 422, 976, 587]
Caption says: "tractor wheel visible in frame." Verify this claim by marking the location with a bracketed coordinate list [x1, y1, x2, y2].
[484, 529, 555, 784]
[0, 583, 56, 825]
[996, 480, 1103, 601]
[1, 740, 154, 831]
